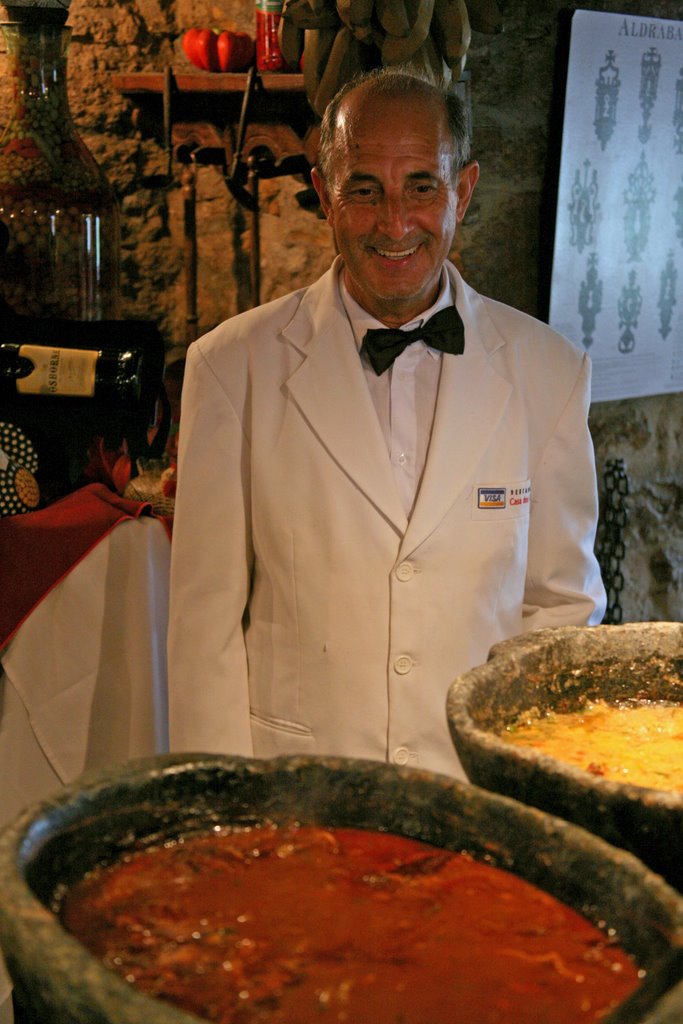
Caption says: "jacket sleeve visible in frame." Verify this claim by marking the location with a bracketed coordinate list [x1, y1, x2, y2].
[522, 352, 606, 630]
[166, 338, 254, 755]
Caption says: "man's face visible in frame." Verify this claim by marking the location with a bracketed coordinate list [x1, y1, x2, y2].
[312, 87, 479, 327]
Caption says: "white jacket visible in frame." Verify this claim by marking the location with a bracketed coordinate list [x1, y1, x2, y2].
[167, 257, 605, 779]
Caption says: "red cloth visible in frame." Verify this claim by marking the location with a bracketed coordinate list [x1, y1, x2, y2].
[0, 483, 172, 650]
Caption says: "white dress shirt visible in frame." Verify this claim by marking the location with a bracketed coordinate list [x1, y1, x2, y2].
[339, 269, 456, 516]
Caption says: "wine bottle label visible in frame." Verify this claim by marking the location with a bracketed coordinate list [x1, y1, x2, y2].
[16, 345, 98, 398]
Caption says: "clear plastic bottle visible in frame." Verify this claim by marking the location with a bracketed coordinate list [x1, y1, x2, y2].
[0, 5, 120, 319]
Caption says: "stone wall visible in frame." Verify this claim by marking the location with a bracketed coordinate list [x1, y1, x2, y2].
[2, 0, 682, 622]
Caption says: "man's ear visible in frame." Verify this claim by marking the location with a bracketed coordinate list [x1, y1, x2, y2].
[311, 166, 333, 224]
[455, 161, 479, 222]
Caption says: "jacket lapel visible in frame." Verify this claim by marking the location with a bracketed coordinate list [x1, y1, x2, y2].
[399, 272, 512, 558]
[283, 262, 408, 535]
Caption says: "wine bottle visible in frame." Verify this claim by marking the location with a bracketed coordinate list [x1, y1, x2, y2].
[0, 342, 143, 409]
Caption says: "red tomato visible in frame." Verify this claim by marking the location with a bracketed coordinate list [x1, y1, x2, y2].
[195, 28, 219, 71]
[216, 30, 236, 72]
[217, 30, 255, 72]
[181, 27, 203, 70]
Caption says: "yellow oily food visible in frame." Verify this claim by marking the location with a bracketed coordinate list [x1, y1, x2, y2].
[502, 700, 683, 792]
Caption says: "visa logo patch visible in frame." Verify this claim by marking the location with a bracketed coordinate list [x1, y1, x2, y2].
[478, 487, 506, 509]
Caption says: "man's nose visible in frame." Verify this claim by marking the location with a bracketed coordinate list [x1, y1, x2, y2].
[375, 193, 411, 237]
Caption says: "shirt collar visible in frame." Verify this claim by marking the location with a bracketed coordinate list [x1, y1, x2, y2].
[338, 266, 455, 356]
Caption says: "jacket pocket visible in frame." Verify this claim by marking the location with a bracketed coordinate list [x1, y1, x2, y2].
[249, 708, 314, 737]
[249, 710, 316, 757]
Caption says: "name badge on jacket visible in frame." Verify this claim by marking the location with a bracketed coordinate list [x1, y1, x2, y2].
[471, 480, 531, 520]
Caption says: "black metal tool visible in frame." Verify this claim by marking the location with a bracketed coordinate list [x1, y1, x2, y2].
[225, 65, 260, 212]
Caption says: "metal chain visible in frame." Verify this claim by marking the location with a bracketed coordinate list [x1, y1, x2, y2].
[595, 458, 629, 625]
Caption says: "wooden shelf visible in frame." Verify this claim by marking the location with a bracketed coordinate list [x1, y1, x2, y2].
[113, 70, 305, 95]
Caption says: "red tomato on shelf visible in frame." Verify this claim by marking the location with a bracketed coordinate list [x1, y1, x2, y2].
[195, 28, 219, 71]
[217, 31, 255, 72]
[181, 27, 203, 68]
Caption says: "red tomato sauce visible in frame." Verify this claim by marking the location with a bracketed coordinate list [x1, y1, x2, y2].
[59, 823, 642, 1023]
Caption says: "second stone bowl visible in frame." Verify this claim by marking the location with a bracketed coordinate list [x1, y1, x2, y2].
[447, 622, 683, 891]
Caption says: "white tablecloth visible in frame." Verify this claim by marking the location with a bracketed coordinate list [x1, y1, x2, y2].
[0, 515, 171, 1015]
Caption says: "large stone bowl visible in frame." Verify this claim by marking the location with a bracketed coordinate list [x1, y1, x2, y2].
[1, 754, 683, 1024]
[447, 622, 683, 892]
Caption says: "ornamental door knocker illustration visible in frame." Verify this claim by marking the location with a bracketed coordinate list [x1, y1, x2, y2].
[675, 178, 683, 245]
[658, 251, 676, 340]
[578, 253, 603, 349]
[638, 46, 661, 144]
[569, 160, 600, 255]
[618, 269, 642, 354]
[594, 49, 620, 150]
[674, 67, 683, 155]
[623, 152, 656, 263]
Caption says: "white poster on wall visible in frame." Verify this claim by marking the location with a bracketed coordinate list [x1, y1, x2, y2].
[548, 9, 683, 402]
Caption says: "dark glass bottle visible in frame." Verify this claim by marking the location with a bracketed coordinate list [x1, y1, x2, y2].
[0, 5, 120, 319]
[0, 340, 143, 409]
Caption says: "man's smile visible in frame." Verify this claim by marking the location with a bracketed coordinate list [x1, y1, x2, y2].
[373, 245, 419, 260]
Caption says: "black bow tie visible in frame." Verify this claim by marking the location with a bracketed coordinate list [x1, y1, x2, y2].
[361, 305, 465, 375]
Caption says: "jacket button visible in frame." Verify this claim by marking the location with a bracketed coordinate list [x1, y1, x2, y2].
[393, 747, 410, 765]
[395, 561, 415, 581]
[394, 655, 413, 674]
